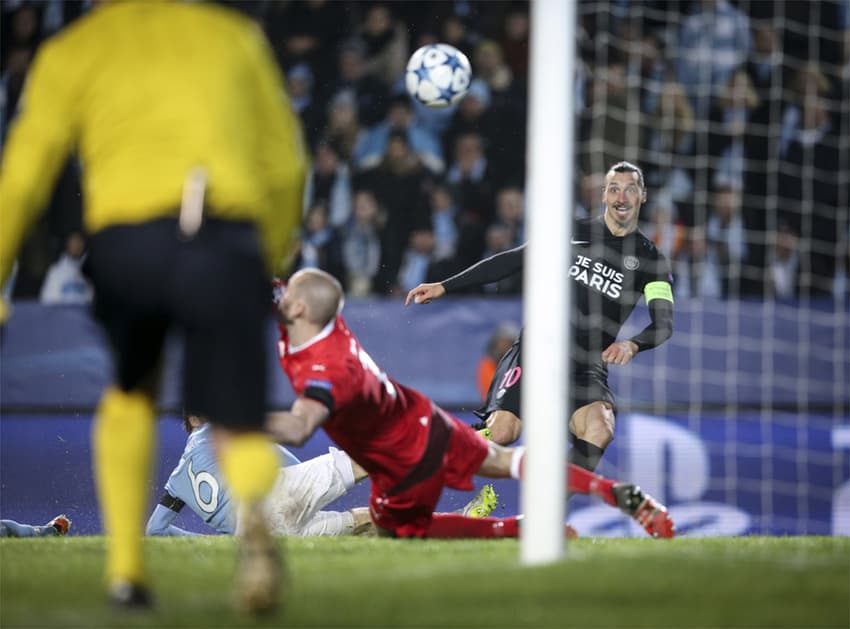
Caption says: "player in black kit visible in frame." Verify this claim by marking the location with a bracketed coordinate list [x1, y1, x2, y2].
[405, 162, 673, 471]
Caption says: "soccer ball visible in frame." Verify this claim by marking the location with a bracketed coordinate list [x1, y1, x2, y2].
[405, 43, 472, 108]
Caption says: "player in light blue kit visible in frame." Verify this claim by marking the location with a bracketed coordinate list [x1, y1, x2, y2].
[0, 514, 71, 537]
[147, 413, 374, 537]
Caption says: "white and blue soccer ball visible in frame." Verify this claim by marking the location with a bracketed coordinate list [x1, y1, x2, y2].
[405, 43, 472, 108]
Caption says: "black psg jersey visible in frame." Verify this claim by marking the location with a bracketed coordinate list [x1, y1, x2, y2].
[440, 215, 673, 368]
[569, 216, 672, 363]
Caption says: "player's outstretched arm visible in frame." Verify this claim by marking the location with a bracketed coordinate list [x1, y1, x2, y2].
[146, 502, 199, 537]
[266, 398, 330, 447]
[405, 244, 526, 305]
[405, 282, 446, 305]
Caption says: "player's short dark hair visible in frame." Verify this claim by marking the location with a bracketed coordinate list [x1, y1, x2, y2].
[607, 161, 645, 189]
[181, 408, 207, 434]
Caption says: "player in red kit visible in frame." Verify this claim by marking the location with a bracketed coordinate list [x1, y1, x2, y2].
[268, 269, 674, 539]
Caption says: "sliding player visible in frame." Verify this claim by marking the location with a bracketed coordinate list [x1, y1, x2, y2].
[0, 515, 71, 538]
[267, 269, 674, 539]
[147, 414, 373, 538]
[406, 161, 674, 472]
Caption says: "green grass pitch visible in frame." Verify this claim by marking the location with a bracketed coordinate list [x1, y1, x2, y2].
[1, 536, 848, 628]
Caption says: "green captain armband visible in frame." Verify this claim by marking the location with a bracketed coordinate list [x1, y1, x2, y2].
[644, 281, 673, 304]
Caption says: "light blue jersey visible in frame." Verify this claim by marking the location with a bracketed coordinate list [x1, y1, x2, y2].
[147, 424, 300, 536]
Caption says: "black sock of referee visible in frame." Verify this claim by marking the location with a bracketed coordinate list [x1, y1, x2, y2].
[570, 438, 605, 471]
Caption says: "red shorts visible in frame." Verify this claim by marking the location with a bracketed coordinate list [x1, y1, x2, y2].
[369, 409, 489, 538]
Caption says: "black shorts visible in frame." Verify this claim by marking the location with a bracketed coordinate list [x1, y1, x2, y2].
[85, 217, 269, 429]
[473, 333, 616, 421]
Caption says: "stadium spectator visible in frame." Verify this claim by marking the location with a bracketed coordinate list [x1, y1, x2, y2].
[473, 40, 515, 101]
[358, 130, 432, 295]
[477, 225, 521, 292]
[472, 39, 526, 180]
[397, 228, 437, 294]
[322, 38, 388, 127]
[637, 64, 696, 217]
[442, 79, 522, 185]
[628, 33, 666, 119]
[642, 202, 687, 264]
[39, 0, 88, 35]
[675, 226, 722, 299]
[739, 18, 786, 296]
[777, 63, 842, 297]
[707, 186, 748, 297]
[0, 514, 71, 538]
[580, 61, 642, 177]
[442, 80, 496, 170]
[769, 222, 801, 299]
[0, 1, 308, 612]
[429, 184, 459, 262]
[39, 231, 92, 305]
[446, 132, 497, 229]
[296, 202, 346, 285]
[352, 93, 444, 174]
[499, 8, 530, 83]
[675, 0, 752, 117]
[707, 69, 760, 192]
[476, 322, 520, 402]
[147, 413, 373, 538]
[407, 162, 674, 473]
[359, 3, 408, 87]
[473, 188, 527, 295]
[576, 171, 606, 219]
[832, 223, 849, 300]
[342, 190, 383, 297]
[321, 89, 364, 161]
[268, 268, 675, 539]
[307, 139, 353, 229]
[778, 63, 834, 159]
[352, 94, 446, 174]
[264, 0, 353, 81]
[441, 14, 481, 59]
[1, 3, 43, 134]
[674, 188, 752, 301]
[777, 1, 848, 72]
[286, 63, 325, 149]
[493, 186, 525, 248]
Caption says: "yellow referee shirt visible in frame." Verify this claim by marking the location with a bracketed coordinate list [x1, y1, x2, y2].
[0, 1, 308, 284]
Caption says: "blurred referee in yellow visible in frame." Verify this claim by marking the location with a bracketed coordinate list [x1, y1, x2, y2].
[0, 1, 307, 613]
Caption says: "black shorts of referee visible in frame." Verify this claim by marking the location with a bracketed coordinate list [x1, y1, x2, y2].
[473, 333, 616, 425]
[84, 216, 269, 429]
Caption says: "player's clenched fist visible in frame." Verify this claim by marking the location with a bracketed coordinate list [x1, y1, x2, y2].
[405, 282, 446, 306]
[601, 340, 639, 366]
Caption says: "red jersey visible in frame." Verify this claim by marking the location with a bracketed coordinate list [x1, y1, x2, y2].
[278, 316, 435, 490]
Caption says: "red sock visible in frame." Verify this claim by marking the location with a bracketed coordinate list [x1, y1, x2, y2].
[426, 513, 520, 538]
[567, 463, 617, 506]
[514, 451, 617, 506]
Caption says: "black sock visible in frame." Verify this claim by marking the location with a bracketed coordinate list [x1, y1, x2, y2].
[569, 438, 605, 471]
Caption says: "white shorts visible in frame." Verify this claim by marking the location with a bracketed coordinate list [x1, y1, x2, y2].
[264, 447, 358, 537]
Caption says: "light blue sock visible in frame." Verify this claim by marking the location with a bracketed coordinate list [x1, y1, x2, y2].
[0, 519, 56, 538]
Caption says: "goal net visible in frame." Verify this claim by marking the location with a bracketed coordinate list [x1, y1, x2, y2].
[566, 0, 850, 536]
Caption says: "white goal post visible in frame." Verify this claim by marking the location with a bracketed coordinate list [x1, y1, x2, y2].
[520, 0, 577, 565]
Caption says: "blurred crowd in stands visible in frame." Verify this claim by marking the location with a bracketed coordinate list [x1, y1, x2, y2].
[2, 0, 848, 303]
